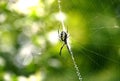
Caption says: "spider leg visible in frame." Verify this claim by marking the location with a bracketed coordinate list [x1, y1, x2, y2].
[58, 25, 61, 37]
[58, 27, 59, 35]
[58, 28, 60, 40]
[66, 26, 68, 33]
[58, 29, 59, 36]
[66, 26, 70, 38]
[58, 25, 62, 35]
[59, 43, 65, 56]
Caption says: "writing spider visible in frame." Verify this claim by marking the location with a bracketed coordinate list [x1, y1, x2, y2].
[58, 26, 70, 56]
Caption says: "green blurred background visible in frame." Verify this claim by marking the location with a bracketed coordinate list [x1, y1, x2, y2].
[0, 0, 120, 81]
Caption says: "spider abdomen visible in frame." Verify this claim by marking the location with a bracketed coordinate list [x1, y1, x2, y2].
[60, 31, 67, 43]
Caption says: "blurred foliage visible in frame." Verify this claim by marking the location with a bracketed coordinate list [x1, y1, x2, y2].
[0, 0, 120, 81]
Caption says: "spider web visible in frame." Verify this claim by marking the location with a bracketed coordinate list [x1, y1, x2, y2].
[57, 0, 82, 81]
[59, 0, 120, 81]
[4, 0, 120, 81]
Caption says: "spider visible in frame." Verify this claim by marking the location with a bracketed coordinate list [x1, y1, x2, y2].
[58, 26, 70, 56]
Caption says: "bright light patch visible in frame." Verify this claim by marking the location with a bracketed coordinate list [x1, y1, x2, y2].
[47, 31, 59, 45]
[0, 57, 5, 67]
[10, 0, 44, 15]
[45, 0, 55, 5]
[0, 14, 6, 23]
[14, 43, 42, 68]
[48, 59, 61, 68]
[17, 44, 34, 66]
[29, 75, 36, 81]
[31, 23, 39, 34]
[3, 73, 12, 81]
[18, 76, 27, 81]
[114, 24, 119, 28]
[55, 12, 66, 22]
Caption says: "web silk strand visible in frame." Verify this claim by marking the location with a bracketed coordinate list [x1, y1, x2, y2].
[57, 0, 82, 81]
[66, 44, 82, 81]
[57, 0, 65, 31]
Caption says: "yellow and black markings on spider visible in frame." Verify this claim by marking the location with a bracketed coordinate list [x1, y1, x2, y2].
[58, 26, 71, 56]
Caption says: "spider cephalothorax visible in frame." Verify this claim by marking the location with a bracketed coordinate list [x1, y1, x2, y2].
[58, 27, 69, 56]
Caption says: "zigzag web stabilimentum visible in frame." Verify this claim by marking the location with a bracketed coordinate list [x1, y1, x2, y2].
[57, 0, 82, 81]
